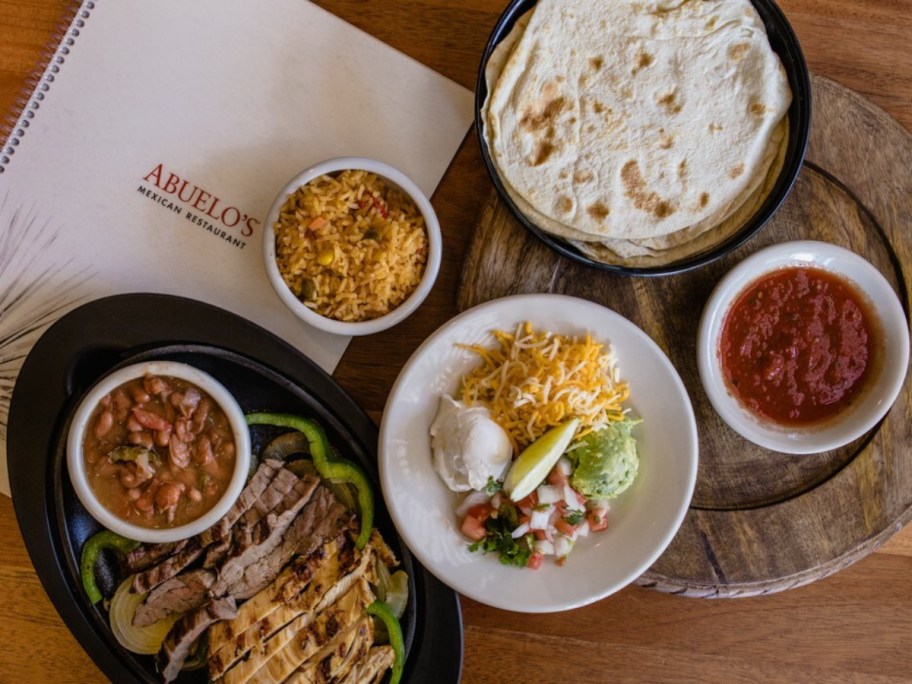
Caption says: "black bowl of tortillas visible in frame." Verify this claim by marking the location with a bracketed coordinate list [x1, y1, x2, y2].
[475, 0, 811, 276]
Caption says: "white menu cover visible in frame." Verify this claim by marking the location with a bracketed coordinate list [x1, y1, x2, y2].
[0, 0, 475, 496]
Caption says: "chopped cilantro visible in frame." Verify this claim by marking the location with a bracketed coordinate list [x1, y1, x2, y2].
[563, 510, 584, 525]
[484, 477, 503, 496]
[467, 502, 532, 568]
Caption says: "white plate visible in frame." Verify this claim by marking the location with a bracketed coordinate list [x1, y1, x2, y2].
[378, 294, 698, 612]
[698, 240, 910, 454]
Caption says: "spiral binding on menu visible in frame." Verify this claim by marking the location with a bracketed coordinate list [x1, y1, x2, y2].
[0, 0, 95, 174]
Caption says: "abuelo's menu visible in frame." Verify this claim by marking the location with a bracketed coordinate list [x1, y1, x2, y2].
[0, 0, 475, 496]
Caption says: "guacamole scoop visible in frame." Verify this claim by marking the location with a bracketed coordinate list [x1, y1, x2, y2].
[568, 419, 639, 500]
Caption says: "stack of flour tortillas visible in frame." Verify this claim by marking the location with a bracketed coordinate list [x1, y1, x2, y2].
[481, 0, 792, 267]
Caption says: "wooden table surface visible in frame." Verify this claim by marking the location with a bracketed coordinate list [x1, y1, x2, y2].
[2, 1, 911, 682]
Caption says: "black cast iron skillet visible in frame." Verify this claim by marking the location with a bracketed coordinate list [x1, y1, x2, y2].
[8, 293, 462, 683]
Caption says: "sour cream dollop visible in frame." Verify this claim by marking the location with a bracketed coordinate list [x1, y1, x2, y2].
[430, 395, 512, 492]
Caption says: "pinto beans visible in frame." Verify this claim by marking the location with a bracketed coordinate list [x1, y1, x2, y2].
[84, 372, 236, 530]
[169, 435, 191, 469]
[155, 481, 185, 511]
[94, 410, 114, 438]
[127, 431, 154, 450]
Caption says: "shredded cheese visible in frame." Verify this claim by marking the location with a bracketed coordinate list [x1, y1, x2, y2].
[459, 322, 629, 453]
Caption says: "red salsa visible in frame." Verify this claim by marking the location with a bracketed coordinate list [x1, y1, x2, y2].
[719, 267, 879, 426]
[83, 374, 236, 529]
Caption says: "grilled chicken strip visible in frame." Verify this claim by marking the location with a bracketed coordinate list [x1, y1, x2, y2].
[335, 646, 397, 684]
[218, 578, 376, 684]
[208, 537, 375, 679]
[284, 616, 374, 684]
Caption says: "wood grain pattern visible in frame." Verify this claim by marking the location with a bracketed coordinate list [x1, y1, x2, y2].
[1, 1, 912, 683]
[459, 75, 912, 596]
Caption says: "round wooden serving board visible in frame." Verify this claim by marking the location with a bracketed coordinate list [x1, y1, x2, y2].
[457, 75, 912, 597]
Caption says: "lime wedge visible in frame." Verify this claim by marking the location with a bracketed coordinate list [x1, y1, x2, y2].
[504, 418, 580, 502]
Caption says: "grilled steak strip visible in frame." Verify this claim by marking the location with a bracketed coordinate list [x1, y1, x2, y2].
[224, 486, 354, 601]
[158, 596, 237, 683]
[201, 535, 232, 569]
[239, 467, 301, 528]
[131, 538, 205, 594]
[211, 475, 320, 598]
[132, 567, 216, 628]
[218, 578, 375, 684]
[199, 458, 285, 546]
[125, 539, 187, 573]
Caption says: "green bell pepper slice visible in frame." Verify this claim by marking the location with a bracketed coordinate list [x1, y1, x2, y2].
[80, 530, 139, 604]
[245, 412, 374, 550]
[365, 599, 405, 684]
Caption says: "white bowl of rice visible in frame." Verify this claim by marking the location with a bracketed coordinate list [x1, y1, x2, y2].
[263, 157, 442, 336]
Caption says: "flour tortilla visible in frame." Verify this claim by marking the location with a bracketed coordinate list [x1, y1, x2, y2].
[482, 0, 792, 254]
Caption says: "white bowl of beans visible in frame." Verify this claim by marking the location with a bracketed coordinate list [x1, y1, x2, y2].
[263, 157, 442, 336]
[66, 361, 251, 543]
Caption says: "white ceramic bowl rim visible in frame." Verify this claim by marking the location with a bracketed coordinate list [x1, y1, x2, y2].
[262, 156, 442, 336]
[697, 240, 910, 454]
[66, 360, 251, 543]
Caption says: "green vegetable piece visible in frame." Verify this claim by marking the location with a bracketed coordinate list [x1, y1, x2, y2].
[563, 510, 584, 525]
[484, 476, 503, 496]
[245, 412, 374, 550]
[568, 418, 640, 500]
[365, 600, 404, 684]
[107, 446, 155, 463]
[301, 278, 317, 301]
[363, 228, 380, 240]
[80, 530, 139, 605]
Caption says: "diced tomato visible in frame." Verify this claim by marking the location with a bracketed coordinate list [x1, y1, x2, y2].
[461, 513, 487, 542]
[572, 488, 587, 505]
[527, 552, 544, 570]
[533, 529, 547, 541]
[547, 466, 569, 487]
[587, 511, 609, 532]
[556, 556, 567, 567]
[467, 504, 493, 523]
[554, 518, 578, 537]
[518, 514, 531, 526]
[516, 491, 538, 510]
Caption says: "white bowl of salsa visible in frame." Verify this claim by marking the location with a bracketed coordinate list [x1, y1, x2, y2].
[66, 361, 251, 543]
[698, 241, 909, 454]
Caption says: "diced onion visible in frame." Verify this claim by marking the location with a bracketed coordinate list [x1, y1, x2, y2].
[511, 522, 531, 539]
[557, 456, 573, 476]
[535, 540, 555, 556]
[530, 507, 551, 530]
[554, 535, 574, 559]
[455, 491, 490, 517]
[109, 577, 180, 654]
[576, 520, 590, 538]
[490, 492, 503, 510]
[536, 485, 562, 505]
[384, 570, 409, 620]
[563, 484, 585, 512]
